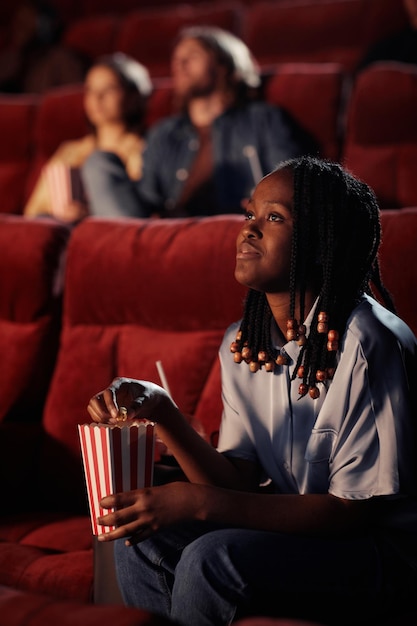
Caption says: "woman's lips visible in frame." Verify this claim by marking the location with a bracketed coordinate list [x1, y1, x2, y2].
[236, 242, 261, 259]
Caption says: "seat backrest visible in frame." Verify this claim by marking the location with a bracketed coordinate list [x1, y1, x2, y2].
[25, 85, 87, 200]
[63, 15, 121, 63]
[242, 0, 407, 74]
[145, 79, 176, 129]
[36, 208, 417, 509]
[115, 4, 243, 77]
[0, 95, 38, 214]
[40, 216, 246, 508]
[0, 215, 70, 423]
[264, 62, 346, 160]
[342, 62, 417, 209]
[80, 0, 213, 15]
[379, 208, 417, 336]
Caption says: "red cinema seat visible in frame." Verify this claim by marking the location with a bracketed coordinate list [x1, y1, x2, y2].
[241, 0, 407, 74]
[0, 95, 38, 214]
[343, 62, 417, 209]
[0, 216, 245, 603]
[0, 585, 174, 626]
[145, 79, 175, 129]
[0, 214, 69, 425]
[265, 62, 346, 160]
[379, 208, 417, 336]
[81, 0, 147, 16]
[63, 15, 121, 64]
[25, 85, 87, 201]
[40, 216, 246, 513]
[1, 208, 417, 611]
[115, 3, 243, 78]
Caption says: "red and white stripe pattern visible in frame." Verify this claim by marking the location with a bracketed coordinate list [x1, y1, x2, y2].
[44, 163, 85, 218]
[78, 421, 155, 535]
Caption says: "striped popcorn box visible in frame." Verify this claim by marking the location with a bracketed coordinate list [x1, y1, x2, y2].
[78, 420, 155, 535]
[44, 162, 86, 219]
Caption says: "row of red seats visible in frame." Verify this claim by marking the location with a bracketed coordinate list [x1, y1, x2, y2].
[0, 61, 416, 216]
[59, 0, 407, 78]
[1, 207, 416, 613]
[0, 0, 407, 77]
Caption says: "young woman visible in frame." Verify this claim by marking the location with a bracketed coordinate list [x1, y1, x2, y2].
[87, 156, 417, 625]
[24, 52, 152, 223]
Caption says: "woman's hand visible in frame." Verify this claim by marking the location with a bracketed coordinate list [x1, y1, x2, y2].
[96, 482, 206, 545]
[60, 200, 89, 223]
[87, 377, 175, 425]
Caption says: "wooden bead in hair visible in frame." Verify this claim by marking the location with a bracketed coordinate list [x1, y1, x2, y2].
[286, 318, 298, 341]
[241, 345, 252, 361]
[297, 324, 307, 346]
[309, 385, 320, 399]
[327, 329, 339, 351]
[317, 311, 329, 334]
[276, 353, 288, 366]
[298, 383, 308, 397]
[315, 369, 327, 382]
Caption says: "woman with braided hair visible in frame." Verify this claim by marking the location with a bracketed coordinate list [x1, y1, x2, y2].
[88, 156, 417, 626]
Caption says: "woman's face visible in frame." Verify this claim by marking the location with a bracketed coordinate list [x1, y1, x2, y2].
[235, 169, 294, 294]
[83, 65, 125, 127]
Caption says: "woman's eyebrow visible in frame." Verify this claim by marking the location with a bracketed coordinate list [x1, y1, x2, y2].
[264, 199, 292, 211]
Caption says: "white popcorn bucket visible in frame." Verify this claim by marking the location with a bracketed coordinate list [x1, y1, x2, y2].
[78, 421, 155, 535]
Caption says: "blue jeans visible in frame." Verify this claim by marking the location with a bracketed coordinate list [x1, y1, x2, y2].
[113, 522, 393, 626]
[81, 151, 146, 218]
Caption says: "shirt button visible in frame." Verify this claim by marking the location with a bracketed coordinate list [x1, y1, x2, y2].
[176, 168, 189, 181]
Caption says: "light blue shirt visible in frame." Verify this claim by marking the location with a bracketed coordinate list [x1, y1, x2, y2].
[218, 295, 417, 537]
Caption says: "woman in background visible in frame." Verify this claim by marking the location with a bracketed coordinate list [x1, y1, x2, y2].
[24, 52, 152, 223]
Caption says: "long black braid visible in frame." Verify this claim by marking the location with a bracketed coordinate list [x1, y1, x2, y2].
[231, 156, 396, 397]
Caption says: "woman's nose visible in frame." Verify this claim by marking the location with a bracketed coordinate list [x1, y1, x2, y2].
[241, 221, 261, 239]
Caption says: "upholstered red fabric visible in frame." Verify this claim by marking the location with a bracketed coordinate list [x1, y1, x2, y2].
[40, 216, 246, 509]
[379, 209, 417, 336]
[0, 586, 175, 625]
[145, 80, 175, 129]
[343, 62, 417, 209]
[0, 547, 94, 601]
[242, 0, 407, 73]
[265, 63, 346, 160]
[1, 210, 416, 611]
[115, 4, 242, 77]
[63, 15, 121, 63]
[25, 86, 87, 200]
[0, 215, 69, 423]
[0, 96, 38, 214]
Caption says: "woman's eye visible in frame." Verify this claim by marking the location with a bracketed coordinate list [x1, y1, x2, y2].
[268, 213, 283, 222]
[244, 211, 255, 221]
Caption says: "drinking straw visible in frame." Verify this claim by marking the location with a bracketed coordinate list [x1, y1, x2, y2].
[155, 360, 172, 398]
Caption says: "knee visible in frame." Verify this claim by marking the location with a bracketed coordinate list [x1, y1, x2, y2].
[175, 532, 229, 589]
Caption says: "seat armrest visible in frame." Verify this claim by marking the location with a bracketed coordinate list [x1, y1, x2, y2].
[0, 422, 44, 513]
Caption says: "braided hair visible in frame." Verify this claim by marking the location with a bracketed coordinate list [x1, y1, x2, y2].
[231, 156, 395, 397]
